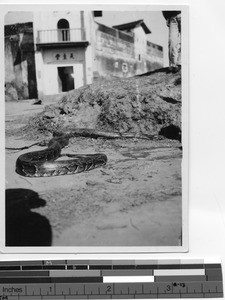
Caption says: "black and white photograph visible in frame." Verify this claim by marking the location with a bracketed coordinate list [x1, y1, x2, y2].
[3, 5, 188, 252]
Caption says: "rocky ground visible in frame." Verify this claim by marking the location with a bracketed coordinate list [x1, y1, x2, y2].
[5, 68, 183, 249]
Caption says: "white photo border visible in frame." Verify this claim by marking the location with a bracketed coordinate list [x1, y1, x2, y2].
[1, 3, 189, 254]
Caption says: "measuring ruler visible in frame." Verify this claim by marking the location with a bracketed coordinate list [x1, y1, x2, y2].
[0, 259, 223, 299]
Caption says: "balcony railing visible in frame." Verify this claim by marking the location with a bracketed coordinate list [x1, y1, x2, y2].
[37, 28, 86, 44]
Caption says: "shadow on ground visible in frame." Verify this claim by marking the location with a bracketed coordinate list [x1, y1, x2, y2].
[5, 188, 52, 247]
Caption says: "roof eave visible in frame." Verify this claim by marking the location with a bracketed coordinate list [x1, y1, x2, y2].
[113, 20, 151, 34]
[141, 22, 151, 34]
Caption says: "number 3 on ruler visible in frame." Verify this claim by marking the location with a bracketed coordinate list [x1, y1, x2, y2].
[166, 285, 171, 291]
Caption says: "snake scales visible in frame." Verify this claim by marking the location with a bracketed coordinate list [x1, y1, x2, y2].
[15, 128, 154, 177]
[16, 133, 107, 177]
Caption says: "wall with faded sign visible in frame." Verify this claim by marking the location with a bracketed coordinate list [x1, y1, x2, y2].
[36, 48, 85, 95]
[43, 48, 85, 64]
[94, 23, 135, 79]
[94, 23, 163, 79]
[33, 11, 94, 97]
[146, 41, 164, 67]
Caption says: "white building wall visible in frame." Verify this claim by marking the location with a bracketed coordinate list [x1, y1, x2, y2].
[42, 64, 58, 95]
[35, 51, 45, 98]
[134, 27, 146, 56]
[41, 62, 84, 95]
[33, 10, 94, 97]
[41, 48, 85, 95]
[34, 11, 82, 31]
[73, 63, 84, 88]
[83, 11, 95, 84]
[133, 26, 148, 74]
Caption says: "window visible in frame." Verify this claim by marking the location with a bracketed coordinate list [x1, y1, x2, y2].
[57, 19, 70, 41]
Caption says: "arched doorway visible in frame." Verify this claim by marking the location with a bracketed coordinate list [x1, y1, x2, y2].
[57, 19, 70, 41]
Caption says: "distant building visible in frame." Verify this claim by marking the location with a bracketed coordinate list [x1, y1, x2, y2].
[95, 19, 163, 79]
[4, 22, 38, 100]
[4, 11, 163, 100]
[33, 11, 95, 97]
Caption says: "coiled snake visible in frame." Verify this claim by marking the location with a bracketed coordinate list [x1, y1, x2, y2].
[16, 134, 107, 177]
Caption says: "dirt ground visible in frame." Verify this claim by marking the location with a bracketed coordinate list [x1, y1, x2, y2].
[5, 99, 182, 248]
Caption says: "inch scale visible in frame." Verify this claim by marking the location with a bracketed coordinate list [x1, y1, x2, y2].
[0, 259, 223, 299]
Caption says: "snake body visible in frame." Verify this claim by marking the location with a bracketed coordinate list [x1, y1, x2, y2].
[16, 135, 107, 177]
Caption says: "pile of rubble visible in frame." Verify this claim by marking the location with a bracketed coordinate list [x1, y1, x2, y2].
[25, 68, 182, 141]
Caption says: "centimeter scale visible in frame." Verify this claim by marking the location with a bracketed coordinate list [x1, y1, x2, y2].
[0, 259, 223, 299]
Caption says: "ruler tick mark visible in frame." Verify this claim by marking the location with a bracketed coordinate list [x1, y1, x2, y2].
[0, 260, 223, 299]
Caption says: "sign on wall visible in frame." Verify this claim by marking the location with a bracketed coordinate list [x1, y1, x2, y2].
[43, 48, 85, 64]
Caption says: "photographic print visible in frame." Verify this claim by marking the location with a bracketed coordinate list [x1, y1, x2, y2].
[3, 5, 188, 252]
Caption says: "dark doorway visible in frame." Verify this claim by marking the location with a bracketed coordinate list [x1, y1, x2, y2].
[58, 66, 74, 92]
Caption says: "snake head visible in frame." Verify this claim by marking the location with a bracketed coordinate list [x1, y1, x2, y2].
[48, 135, 69, 149]
[57, 136, 69, 148]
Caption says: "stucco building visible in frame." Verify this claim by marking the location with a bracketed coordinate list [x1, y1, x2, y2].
[95, 20, 163, 79]
[4, 22, 38, 100]
[33, 11, 95, 97]
[5, 11, 163, 100]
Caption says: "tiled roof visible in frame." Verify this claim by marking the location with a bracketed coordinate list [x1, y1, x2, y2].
[113, 19, 151, 34]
